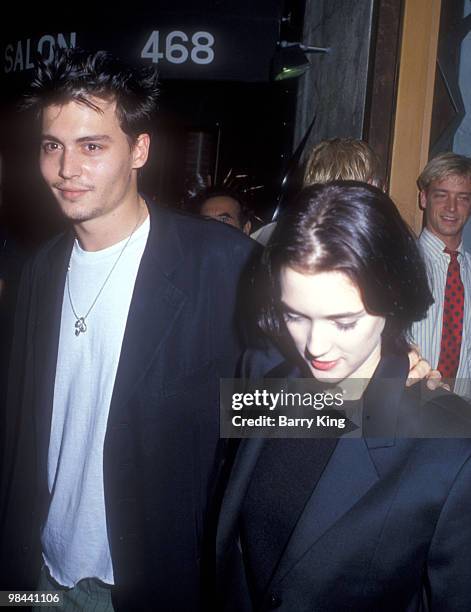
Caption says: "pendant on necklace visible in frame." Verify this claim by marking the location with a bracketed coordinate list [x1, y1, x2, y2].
[75, 317, 87, 336]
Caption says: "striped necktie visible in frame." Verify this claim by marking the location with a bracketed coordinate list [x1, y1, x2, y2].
[437, 248, 464, 380]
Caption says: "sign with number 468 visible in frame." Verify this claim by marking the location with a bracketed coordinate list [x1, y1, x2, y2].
[141, 30, 215, 65]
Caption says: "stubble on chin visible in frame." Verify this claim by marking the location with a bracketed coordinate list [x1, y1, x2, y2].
[55, 199, 104, 224]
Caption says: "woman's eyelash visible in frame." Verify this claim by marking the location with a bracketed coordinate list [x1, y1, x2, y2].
[336, 321, 358, 331]
[283, 313, 359, 330]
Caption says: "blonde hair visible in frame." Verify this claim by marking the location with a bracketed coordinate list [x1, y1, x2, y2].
[417, 152, 471, 191]
[303, 138, 383, 188]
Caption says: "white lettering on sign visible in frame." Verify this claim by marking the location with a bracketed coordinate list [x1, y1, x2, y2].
[141, 31, 164, 64]
[166, 31, 189, 64]
[191, 32, 215, 65]
[4, 32, 77, 73]
[141, 30, 215, 65]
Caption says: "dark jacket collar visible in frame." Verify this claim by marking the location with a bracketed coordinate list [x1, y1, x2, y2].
[43, 196, 184, 277]
[35, 198, 189, 496]
[264, 352, 409, 443]
[216, 352, 410, 579]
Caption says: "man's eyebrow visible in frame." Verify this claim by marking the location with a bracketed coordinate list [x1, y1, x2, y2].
[431, 188, 471, 195]
[40, 134, 112, 143]
[76, 135, 112, 143]
[41, 134, 61, 142]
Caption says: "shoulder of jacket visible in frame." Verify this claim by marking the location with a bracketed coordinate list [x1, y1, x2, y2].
[20, 232, 68, 277]
[402, 383, 471, 441]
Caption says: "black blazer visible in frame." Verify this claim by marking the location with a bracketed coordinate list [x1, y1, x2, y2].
[0, 199, 257, 611]
[216, 353, 471, 612]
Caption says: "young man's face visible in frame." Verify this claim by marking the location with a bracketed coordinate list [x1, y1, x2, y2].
[420, 174, 471, 247]
[40, 97, 149, 225]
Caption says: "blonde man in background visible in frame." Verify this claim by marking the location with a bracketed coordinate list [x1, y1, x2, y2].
[303, 137, 384, 188]
[410, 152, 471, 397]
[251, 138, 384, 245]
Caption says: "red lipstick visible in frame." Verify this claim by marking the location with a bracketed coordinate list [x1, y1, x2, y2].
[311, 359, 338, 371]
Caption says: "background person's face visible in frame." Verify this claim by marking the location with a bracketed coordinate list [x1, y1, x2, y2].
[280, 267, 385, 383]
[200, 196, 248, 232]
[40, 98, 147, 224]
[420, 174, 471, 246]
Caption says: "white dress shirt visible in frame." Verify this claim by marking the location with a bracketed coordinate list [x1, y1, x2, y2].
[410, 227, 471, 398]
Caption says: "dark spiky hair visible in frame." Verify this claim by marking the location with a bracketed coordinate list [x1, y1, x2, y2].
[22, 48, 159, 141]
[193, 186, 251, 226]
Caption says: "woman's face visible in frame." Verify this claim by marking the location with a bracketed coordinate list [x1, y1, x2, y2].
[280, 267, 386, 383]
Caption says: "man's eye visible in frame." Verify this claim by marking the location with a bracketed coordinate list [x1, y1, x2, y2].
[42, 142, 60, 153]
[335, 321, 358, 332]
[84, 143, 102, 152]
[284, 312, 303, 323]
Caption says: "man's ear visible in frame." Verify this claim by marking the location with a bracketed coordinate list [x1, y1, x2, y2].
[132, 133, 151, 169]
[419, 190, 427, 211]
[243, 220, 252, 235]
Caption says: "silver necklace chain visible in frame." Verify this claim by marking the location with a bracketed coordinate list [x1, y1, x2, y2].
[67, 211, 143, 336]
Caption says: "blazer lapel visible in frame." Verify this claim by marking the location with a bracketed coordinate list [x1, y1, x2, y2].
[107, 201, 188, 423]
[216, 438, 265, 564]
[269, 353, 410, 586]
[33, 201, 188, 454]
[362, 353, 409, 443]
[270, 437, 380, 585]
[216, 360, 305, 564]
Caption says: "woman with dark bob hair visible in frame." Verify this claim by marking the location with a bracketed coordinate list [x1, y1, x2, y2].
[216, 182, 471, 612]
[259, 181, 433, 358]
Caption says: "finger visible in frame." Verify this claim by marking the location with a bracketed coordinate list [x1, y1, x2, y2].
[405, 357, 431, 386]
[425, 370, 450, 391]
[407, 347, 421, 370]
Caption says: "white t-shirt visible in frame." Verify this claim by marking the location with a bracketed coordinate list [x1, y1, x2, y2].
[41, 216, 150, 587]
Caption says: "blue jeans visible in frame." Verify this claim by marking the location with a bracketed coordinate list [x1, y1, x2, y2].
[33, 565, 115, 612]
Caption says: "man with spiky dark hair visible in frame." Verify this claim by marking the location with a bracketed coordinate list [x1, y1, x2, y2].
[195, 187, 252, 235]
[0, 49, 255, 611]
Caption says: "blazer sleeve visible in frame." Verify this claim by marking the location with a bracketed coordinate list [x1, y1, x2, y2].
[426, 452, 471, 611]
[0, 257, 33, 515]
